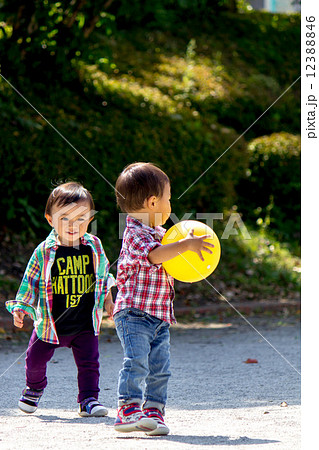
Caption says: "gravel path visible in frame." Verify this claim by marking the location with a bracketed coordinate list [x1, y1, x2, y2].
[0, 317, 301, 449]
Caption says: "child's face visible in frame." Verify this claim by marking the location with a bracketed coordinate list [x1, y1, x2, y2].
[153, 182, 171, 226]
[45, 201, 94, 246]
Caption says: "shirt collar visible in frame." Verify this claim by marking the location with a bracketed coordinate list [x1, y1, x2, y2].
[45, 229, 93, 248]
[126, 215, 165, 237]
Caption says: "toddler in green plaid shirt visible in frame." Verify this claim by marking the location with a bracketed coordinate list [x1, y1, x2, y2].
[6, 182, 115, 416]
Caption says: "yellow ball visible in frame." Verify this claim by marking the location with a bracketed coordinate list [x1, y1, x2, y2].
[161, 220, 221, 283]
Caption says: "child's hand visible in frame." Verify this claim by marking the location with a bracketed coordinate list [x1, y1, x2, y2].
[149, 229, 215, 265]
[104, 291, 114, 316]
[183, 229, 215, 261]
[13, 310, 25, 328]
[105, 300, 115, 317]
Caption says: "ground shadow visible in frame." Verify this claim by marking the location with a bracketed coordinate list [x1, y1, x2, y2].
[116, 434, 279, 446]
[36, 414, 114, 426]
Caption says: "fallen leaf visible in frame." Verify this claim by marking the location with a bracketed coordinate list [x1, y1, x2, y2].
[244, 358, 258, 364]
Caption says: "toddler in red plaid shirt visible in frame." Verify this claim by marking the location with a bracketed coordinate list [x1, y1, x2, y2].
[113, 162, 213, 435]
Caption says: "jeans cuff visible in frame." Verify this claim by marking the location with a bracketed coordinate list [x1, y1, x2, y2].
[118, 397, 142, 407]
[142, 400, 165, 414]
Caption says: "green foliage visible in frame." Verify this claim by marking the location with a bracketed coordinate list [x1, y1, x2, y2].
[0, 0, 116, 83]
[176, 13, 301, 137]
[0, 74, 247, 254]
[0, 8, 301, 302]
[211, 227, 300, 298]
[102, 12, 300, 138]
[0, 1, 276, 85]
[236, 133, 301, 242]
[0, 9, 300, 260]
[109, 0, 237, 29]
[176, 220, 300, 303]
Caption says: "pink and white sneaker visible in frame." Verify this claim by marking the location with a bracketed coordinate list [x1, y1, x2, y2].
[143, 407, 170, 435]
[114, 403, 157, 433]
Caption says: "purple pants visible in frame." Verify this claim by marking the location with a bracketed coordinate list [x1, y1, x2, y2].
[25, 329, 100, 403]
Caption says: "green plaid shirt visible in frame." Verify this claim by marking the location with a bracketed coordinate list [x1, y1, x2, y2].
[6, 230, 115, 344]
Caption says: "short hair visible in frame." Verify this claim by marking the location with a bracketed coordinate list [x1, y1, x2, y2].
[115, 162, 170, 213]
[45, 182, 95, 215]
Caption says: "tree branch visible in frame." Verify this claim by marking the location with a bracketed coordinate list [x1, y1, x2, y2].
[64, 0, 87, 28]
[83, 0, 115, 38]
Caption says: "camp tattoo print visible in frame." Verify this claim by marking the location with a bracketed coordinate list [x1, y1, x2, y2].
[51, 244, 96, 335]
[52, 252, 95, 307]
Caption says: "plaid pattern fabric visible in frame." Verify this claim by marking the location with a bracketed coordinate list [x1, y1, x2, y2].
[6, 230, 115, 344]
[114, 216, 175, 324]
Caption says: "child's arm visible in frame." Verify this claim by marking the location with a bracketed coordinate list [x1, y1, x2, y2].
[6, 246, 41, 327]
[93, 235, 116, 316]
[104, 290, 115, 316]
[148, 229, 214, 265]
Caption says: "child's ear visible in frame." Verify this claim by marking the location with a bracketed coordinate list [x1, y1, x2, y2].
[45, 213, 53, 227]
[145, 196, 157, 210]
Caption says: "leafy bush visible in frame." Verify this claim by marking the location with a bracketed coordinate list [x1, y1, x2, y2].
[109, 0, 237, 29]
[101, 12, 300, 139]
[0, 0, 116, 83]
[0, 9, 301, 305]
[236, 132, 300, 242]
[0, 72, 247, 258]
[0, 9, 300, 255]
[205, 74, 300, 137]
[197, 226, 301, 300]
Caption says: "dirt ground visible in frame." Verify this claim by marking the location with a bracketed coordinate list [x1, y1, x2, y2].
[0, 316, 300, 450]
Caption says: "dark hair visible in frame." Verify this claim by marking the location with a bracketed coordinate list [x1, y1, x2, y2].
[115, 162, 170, 212]
[45, 182, 95, 215]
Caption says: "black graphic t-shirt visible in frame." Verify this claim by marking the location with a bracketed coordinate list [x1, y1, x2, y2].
[51, 244, 96, 336]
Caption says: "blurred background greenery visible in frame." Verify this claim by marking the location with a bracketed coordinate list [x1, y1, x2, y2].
[0, 0, 300, 309]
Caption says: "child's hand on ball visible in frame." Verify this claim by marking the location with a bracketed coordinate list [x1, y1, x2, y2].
[161, 220, 221, 282]
[184, 229, 215, 261]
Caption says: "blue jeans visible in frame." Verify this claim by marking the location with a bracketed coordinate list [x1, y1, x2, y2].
[114, 308, 171, 410]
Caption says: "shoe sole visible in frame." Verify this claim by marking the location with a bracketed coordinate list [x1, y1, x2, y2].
[78, 406, 108, 417]
[18, 401, 37, 414]
[145, 425, 170, 436]
[114, 417, 157, 433]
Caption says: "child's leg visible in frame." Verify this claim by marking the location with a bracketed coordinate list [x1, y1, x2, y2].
[70, 331, 100, 403]
[114, 309, 154, 406]
[143, 321, 171, 411]
[25, 329, 57, 390]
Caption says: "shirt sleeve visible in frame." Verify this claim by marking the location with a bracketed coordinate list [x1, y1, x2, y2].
[90, 235, 116, 295]
[5, 247, 40, 321]
[127, 232, 162, 268]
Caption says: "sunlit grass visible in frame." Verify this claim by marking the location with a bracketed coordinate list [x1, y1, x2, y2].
[76, 34, 238, 118]
[208, 227, 300, 299]
[77, 62, 183, 114]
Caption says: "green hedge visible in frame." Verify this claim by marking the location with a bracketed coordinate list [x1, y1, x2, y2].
[236, 132, 300, 242]
[0, 10, 300, 254]
[0, 77, 247, 260]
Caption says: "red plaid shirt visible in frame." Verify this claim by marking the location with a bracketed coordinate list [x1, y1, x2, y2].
[114, 216, 175, 324]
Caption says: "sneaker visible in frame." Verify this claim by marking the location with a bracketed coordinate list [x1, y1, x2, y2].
[19, 387, 43, 414]
[78, 397, 108, 417]
[143, 408, 170, 436]
[114, 403, 157, 433]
